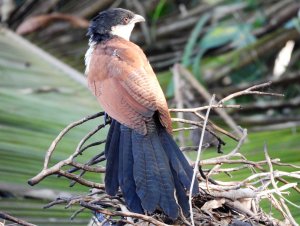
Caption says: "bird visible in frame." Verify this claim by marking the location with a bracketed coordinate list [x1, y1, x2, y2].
[85, 8, 198, 219]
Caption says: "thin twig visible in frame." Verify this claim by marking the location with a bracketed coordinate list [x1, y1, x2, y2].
[172, 117, 238, 141]
[57, 170, 105, 189]
[169, 104, 242, 112]
[43, 112, 104, 169]
[80, 201, 170, 226]
[264, 145, 300, 225]
[189, 94, 215, 226]
[0, 212, 36, 226]
[79, 140, 106, 153]
[171, 118, 228, 143]
[70, 162, 106, 173]
[173, 126, 198, 132]
[74, 126, 105, 158]
[219, 81, 284, 104]
[177, 64, 243, 138]
[70, 207, 86, 220]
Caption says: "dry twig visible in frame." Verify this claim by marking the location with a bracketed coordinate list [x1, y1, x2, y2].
[0, 212, 36, 226]
[189, 94, 215, 226]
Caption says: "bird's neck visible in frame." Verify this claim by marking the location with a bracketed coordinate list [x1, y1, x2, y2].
[89, 24, 134, 43]
[89, 33, 113, 43]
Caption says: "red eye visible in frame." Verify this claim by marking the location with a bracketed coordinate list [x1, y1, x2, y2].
[123, 17, 129, 24]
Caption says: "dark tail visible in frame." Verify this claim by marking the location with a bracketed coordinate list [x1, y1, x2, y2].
[104, 118, 198, 219]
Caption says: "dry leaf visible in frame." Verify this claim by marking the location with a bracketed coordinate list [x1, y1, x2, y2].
[201, 198, 226, 212]
[16, 13, 89, 35]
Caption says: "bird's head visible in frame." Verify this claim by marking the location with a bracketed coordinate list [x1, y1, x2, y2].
[87, 8, 145, 42]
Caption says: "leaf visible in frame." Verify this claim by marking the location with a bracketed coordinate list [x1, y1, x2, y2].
[192, 25, 238, 80]
[152, 0, 167, 22]
[182, 13, 211, 66]
[171, 13, 211, 96]
[231, 24, 256, 48]
[201, 198, 225, 212]
[193, 24, 256, 79]
[201, 25, 239, 50]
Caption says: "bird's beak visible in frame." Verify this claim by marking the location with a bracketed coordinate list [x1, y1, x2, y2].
[130, 14, 145, 24]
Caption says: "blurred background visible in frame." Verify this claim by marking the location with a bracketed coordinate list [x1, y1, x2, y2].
[0, 0, 300, 225]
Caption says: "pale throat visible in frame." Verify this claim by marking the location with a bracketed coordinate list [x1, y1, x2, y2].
[110, 23, 135, 41]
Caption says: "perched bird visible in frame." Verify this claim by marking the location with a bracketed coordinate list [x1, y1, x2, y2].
[85, 8, 198, 219]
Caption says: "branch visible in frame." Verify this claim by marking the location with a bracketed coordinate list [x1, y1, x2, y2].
[189, 94, 215, 226]
[43, 112, 104, 169]
[80, 201, 170, 226]
[172, 118, 228, 144]
[218, 81, 284, 105]
[0, 212, 36, 226]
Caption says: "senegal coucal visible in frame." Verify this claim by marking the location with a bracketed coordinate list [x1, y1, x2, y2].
[85, 8, 198, 219]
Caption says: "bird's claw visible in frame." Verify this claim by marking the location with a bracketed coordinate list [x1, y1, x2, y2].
[104, 112, 112, 125]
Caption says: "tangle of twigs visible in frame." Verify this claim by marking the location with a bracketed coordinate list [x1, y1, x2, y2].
[22, 81, 300, 226]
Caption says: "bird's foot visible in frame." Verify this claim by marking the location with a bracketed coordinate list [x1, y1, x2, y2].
[104, 112, 112, 125]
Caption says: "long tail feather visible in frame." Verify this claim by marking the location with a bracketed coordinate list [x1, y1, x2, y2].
[104, 120, 120, 195]
[131, 129, 160, 213]
[104, 119, 115, 157]
[158, 126, 198, 195]
[171, 167, 190, 216]
[147, 123, 179, 218]
[118, 125, 143, 213]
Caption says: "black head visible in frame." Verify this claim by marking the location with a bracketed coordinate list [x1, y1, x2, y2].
[87, 8, 145, 43]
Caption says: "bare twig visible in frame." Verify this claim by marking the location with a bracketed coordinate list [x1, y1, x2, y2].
[177, 64, 243, 139]
[79, 141, 106, 154]
[189, 94, 215, 226]
[70, 207, 86, 220]
[80, 201, 170, 226]
[70, 162, 106, 173]
[171, 118, 228, 143]
[264, 145, 299, 225]
[43, 112, 104, 169]
[219, 81, 284, 104]
[0, 211, 36, 226]
[169, 104, 242, 112]
[74, 125, 105, 158]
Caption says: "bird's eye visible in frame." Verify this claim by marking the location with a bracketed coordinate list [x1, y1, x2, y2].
[123, 17, 129, 24]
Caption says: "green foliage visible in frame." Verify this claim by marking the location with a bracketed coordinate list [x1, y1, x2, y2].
[151, 0, 168, 22]
[0, 33, 102, 225]
[182, 13, 211, 66]
[167, 13, 210, 97]
[193, 23, 256, 80]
